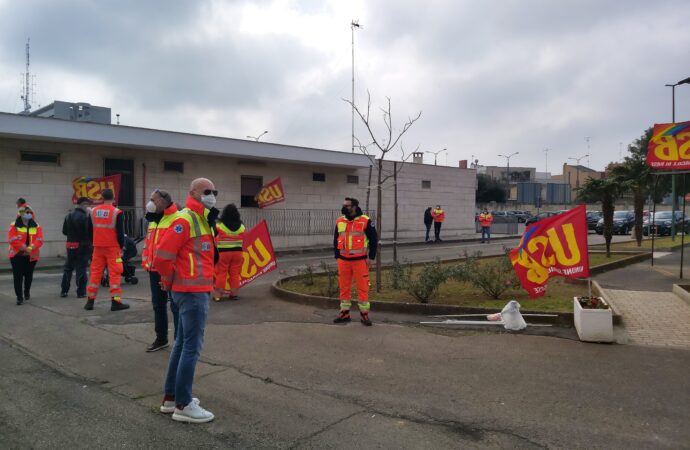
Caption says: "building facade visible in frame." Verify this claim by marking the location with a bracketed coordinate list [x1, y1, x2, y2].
[0, 113, 476, 258]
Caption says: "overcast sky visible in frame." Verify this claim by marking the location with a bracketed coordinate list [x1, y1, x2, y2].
[1, 0, 689, 173]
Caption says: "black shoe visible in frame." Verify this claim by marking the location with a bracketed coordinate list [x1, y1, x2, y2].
[146, 338, 169, 352]
[333, 310, 351, 324]
[16, 297, 23, 306]
[24, 292, 30, 301]
[60, 292, 68, 298]
[360, 313, 373, 326]
[111, 300, 130, 311]
[84, 298, 95, 310]
[77, 293, 86, 299]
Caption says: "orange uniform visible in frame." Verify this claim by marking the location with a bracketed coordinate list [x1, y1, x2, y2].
[142, 203, 180, 272]
[7, 220, 43, 261]
[154, 197, 215, 293]
[479, 212, 493, 227]
[431, 208, 445, 222]
[213, 222, 245, 299]
[334, 212, 377, 313]
[87, 203, 124, 299]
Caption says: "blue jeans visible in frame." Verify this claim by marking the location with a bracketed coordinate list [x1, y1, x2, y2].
[149, 271, 179, 341]
[481, 227, 491, 242]
[164, 291, 209, 407]
[425, 224, 431, 241]
[61, 245, 90, 296]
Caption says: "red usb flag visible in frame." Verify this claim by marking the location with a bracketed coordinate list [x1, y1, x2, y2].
[225, 220, 277, 289]
[646, 121, 690, 169]
[255, 177, 285, 208]
[71, 174, 122, 204]
[509, 205, 589, 298]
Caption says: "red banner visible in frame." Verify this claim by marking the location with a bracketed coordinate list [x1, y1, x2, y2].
[71, 175, 122, 204]
[255, 177, 285, 208]
[646, 121, 690, 169]
[225, 220, 277, 289]
[509, 205, 589, 298]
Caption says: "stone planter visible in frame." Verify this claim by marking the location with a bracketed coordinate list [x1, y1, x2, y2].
[573, 297, 613, 343]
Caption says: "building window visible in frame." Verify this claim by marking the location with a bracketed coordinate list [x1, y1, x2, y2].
[422, 180, 431, 189]
[313, 172, 326, 182]
[347, 175, 359, 184]
[20, 151, 60, 165]
[163, 161, 184, 173]
[241, 175, 263, 208]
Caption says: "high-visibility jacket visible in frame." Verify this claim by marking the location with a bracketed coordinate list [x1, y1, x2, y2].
[335, 214, 370, 259]
[479, 212, 493, 227]
[154, 197, 215, 293]
[142, 203, 180, 272]
[216, 223, 245, 252]
[432, 208, 445, 222]
[91, 204, 122, 247]
[7, 220, 43, 261]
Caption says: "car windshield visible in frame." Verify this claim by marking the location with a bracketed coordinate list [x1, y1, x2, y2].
[652, 212, 674, 220]
[613, 211, 630, 218]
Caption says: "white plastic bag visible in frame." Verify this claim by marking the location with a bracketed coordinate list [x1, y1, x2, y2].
[501, 300, 527, 331]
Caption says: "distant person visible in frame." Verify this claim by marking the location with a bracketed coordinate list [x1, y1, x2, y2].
[7, 204, 43, 305]
[156, 178, 218, 423]
[16, 198, 27, 209]
[424, 207, 433, 243]
[333, 197, 378, 326]
[479, 208, 493, 243]
[431, 205, 445, 242]
[142, 189, 180, 352]
[60, 197, 93, 298]
[214, 203, 245, 301]
[85, 188, 129, 311]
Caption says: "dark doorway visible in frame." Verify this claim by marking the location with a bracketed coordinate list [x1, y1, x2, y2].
[241, 175, 263, 208]
[104, 158, 134, 207]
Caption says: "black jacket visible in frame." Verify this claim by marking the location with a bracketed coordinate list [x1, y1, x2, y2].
[62, 208, 90, 244]
[333, 207, 378, 261]
[424, 208, 433, 226]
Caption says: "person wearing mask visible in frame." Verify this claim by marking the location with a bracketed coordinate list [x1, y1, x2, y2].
[142, 189, 180, 352]
[333, 197, 378, 326]
[85, 188, 130, 311]
[155, 178, 218, 423]
[431, 205, 445, 242]
[7, 204, 43, 305]
[213, 203, 245, 301]
[423, 206, 433, 243]
[479, 208, 494, 243]
[60, 197, 93, 298]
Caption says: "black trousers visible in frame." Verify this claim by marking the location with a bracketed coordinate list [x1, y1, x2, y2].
[434, 222, 442, 241]
[10, 255, 37, 299]
[61, 245, 91, 296]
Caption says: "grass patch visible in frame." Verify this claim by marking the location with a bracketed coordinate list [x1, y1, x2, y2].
[591, 236, 688, 251]
[281, 253, 634, 313]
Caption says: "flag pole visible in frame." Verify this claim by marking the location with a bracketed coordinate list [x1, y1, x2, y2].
[588, 277, 592, 299]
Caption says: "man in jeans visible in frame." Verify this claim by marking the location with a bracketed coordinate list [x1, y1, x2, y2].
[60, 197, 92, 298]
[155, 178, 219, 423]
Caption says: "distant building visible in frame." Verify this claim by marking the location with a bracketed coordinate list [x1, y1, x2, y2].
[29, 100, 111, 124]
[552, 163, 604, 201]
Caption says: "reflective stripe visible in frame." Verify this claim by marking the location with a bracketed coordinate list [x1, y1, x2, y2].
[340, 300, 352, 309]
[188, 252, 195, 276]
[156, 249, 177, 260]
[174, 277, 213, 286]
[88, 283, 99, 289]
[358, 301, 371, 311]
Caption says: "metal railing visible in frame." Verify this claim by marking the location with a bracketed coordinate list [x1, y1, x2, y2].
[238, 208, 376, 236]
[120, 207, 145, 239]
[475, 216, 519, 235]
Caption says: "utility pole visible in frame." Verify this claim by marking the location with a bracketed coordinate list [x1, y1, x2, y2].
[351, 20, 361, 153]
[20, 38, 32, 114]
[543, 148, 550, 174]
[585, 137, 591, 168]
[498, 152, 519, 201]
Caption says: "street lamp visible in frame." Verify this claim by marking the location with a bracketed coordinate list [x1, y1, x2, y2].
[498, 152, 519, 200]
[247, 131, 268, 142]
[351, 20, 362, 153]
[665, 76, 690, 239]
[568, 154, 589, 191]
[425, 148, 447, 166]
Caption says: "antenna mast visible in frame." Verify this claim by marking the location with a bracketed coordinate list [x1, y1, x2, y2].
[20, 38, 32, 114]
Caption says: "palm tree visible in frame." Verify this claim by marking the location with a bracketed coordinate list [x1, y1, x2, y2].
[577, 178, 622, 257]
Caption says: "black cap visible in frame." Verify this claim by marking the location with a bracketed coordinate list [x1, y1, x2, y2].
[76, 197, 93, 205]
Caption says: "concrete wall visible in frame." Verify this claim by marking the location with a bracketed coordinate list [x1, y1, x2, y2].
[0, 138, 476, 257]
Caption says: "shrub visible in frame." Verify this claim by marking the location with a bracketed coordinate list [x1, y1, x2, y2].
[319, 261, 340, 298]
[405, 259, 453, 304]
[299, 263, 315, 286]
[390, 259, 413, 290]
[464, 248, 520, 299]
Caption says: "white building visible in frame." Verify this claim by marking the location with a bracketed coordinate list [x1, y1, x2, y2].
[0, 112, 476, 258]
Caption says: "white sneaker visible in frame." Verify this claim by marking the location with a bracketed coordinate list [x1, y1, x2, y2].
[160, 397, 200, 414]
[171, 401, 214, 423]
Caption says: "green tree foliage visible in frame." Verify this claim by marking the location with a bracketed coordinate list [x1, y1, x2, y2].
[577, 178, 622, 257]
[476, 174, 507, 203]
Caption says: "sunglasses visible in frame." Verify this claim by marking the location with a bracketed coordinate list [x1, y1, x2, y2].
[204, 189, 219, 196]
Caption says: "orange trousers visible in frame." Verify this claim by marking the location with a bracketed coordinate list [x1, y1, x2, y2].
[214, 251, 244, 297]
[337, 258, 370, 312]
[87, 246, 123, 298]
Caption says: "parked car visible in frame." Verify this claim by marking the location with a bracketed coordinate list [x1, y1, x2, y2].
[525, 211, 558, 226]
[595, 210, 635, 235]
[586, 211, 602, 231]
[508, 210, 529, 223]
[643, 211, 690, 236]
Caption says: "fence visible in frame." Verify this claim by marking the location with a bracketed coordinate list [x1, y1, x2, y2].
[475, 215, 519, 235]
[121, 207, 377, 239]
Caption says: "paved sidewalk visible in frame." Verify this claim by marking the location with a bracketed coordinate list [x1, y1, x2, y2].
[603, 289, 690, 349]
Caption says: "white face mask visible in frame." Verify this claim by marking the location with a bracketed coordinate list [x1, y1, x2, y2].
[22, 213, 32, 221]
[146, 200, 157, 213]
[201, 194, 216, 209]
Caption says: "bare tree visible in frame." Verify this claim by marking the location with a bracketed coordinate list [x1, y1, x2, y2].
[344, 92, 422, 292]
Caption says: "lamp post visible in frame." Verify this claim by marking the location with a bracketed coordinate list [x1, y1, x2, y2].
[425, 148, 447, 166]
[543, 148, 550, 174]
[247, 131, 268, 142]
[498, 152, 519, 200]
[665, 76, 690, 239]
[568, 154, 589, 194]
[351, 20, 361, 153]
